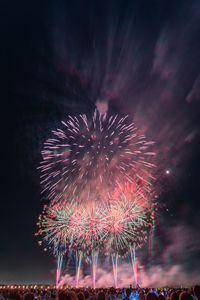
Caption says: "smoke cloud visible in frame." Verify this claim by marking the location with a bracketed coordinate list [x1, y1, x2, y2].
[58, 223, 200, 287]
[59, 263, 200, 288]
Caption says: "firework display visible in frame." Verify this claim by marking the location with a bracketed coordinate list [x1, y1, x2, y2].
[36, 110, 157, 287]
[36, 203, 76, 256]
[37, 192, 153, 256]
[36, 182, 155, 261]
[38, 110, 155, 204]
[104, 188, 153, 255]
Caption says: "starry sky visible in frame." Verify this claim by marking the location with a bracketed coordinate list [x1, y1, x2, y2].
[1, 0, 200, 285]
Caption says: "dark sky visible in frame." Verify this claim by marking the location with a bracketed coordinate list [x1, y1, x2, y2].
[1, 0, 200, 285]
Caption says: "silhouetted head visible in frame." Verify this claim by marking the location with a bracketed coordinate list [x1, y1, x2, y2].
[59, 291, 78, 300]
[126, 289, 132, 297]
[9, 293, 21, 300]
[158, 294, 165, 300]
[146, 292, 158, 300]
[194, 286, 200, 300]
[84, 291, 89, 300]
[59, 292, 71, 300]
[98, 291, 106, 300]
[179, 292, 193, 300]
[171, 292, 179, 300]
[77, 292, 85, 300]
[24, 294, 34, 300]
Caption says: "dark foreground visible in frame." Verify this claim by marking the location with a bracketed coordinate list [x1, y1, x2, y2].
[1, 286, 200, 300]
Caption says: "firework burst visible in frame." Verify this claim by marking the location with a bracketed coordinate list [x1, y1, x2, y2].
[36, 202, 76, 256]
[36, 201, 108, 257]
[36, 185, 154, 258]
[38, 110, 156, 203]
[103, 188, 153, 256]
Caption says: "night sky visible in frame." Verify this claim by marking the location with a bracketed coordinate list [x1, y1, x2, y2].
[1, 0, 200, 285]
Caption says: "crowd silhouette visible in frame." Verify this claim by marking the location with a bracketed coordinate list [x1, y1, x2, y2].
[0, 286, 200, 300]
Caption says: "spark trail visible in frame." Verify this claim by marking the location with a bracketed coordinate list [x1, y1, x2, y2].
[56, 254, 63, 288]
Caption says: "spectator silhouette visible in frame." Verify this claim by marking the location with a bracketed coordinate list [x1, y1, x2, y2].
[146, 292, 158, 300]
[194, 286, 200, 300]
[83, 291, 89, 300]
[179, 292, 193, 300]
[97, 291, 106, 300]
[9, 293, 21, 300]
[77, 293, 85, 300]
[158, 294, 165, 300]
[124, 289, 132, 300]
[139, 291, 145, 300]
[59, 291, 77, 300]
[24, 294, 34, 300]
[171, 292, 179, 300]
